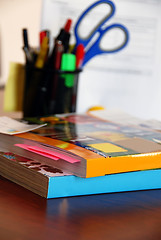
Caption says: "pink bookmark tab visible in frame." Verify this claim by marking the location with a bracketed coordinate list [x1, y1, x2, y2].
[14, 144, 80, 163]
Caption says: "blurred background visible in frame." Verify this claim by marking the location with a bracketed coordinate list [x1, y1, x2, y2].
[1, 0, 161, 120]
[0, 0, 42, 117]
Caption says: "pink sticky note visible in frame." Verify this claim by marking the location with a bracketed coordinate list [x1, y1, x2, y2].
[15, 144, 80, 163]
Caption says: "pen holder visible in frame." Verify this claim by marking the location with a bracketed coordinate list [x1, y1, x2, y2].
[23, 66, 82, 118]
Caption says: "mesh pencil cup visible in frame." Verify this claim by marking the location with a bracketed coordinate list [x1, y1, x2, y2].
[23, 66, 82, 118]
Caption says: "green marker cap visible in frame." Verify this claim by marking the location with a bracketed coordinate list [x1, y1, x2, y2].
[61, 53, 76, 87]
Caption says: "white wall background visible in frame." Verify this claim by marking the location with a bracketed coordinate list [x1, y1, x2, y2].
[41, 0, 161, 120]
[0, 0, 42, 86]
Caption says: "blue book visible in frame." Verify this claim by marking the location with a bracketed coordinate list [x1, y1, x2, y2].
[0, 152, 161, 198]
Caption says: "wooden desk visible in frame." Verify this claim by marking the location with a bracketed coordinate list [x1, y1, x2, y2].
[1, 175, 161, 240]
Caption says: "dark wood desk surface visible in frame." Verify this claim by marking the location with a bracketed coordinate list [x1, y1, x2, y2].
[1, 175, 161, 240]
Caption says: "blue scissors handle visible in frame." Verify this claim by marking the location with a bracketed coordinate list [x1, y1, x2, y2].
[83, 24, 129, 66]
[74, 0, 129, 67]
[74, 0, 115, 48]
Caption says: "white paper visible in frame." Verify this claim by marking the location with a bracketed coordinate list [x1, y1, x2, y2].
[89, 109, 161, 130]
[0, 116, 46, 135]
[41, 0, 161, 120]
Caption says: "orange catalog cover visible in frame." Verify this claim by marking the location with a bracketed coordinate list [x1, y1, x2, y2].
[1, 112, 161, 178]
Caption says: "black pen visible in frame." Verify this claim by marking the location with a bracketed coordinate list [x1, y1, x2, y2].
[55, 18, 72, 53]
[23, 28, 29, 49]
[22, 28, 33, 64]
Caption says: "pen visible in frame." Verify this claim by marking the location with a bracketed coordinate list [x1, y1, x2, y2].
[35, 36, 49, 68]
[24, 36, 49, 117]
[70, 44, 84, 112]
[46, 19, 72, 114]
[22, 28, 33, 64]
[40, 31, 47, 46]
[40, 30, 50, 46]
[49, 40, 64, 114]
[61, 53, 76, 87]
[47, 19, 72, 68]
[55, 18, 72, 53]
[60, 53, 76, 113]
[22, 46, 33, 63]
[23, 28, 29, 49]
[76, 44, 85, 68]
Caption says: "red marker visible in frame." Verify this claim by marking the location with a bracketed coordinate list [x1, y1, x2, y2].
[64, 19, 72, 32]
[76, 44, 85, 68]
[40, 31, 46, 46]
[40, 30, 50, 46]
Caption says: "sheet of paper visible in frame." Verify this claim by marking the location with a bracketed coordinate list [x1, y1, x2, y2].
[0, 116, 46, 135]
[89, 109, 161, 130]
[41, 0, 161, 120]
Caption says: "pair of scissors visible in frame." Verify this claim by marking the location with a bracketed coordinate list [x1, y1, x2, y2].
[74, 0, 129, 67]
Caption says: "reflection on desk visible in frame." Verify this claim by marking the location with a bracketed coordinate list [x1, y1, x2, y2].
[1, 176, 161, 240]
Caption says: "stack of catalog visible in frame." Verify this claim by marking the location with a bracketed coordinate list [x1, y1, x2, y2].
[1, 110, 161, 198]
